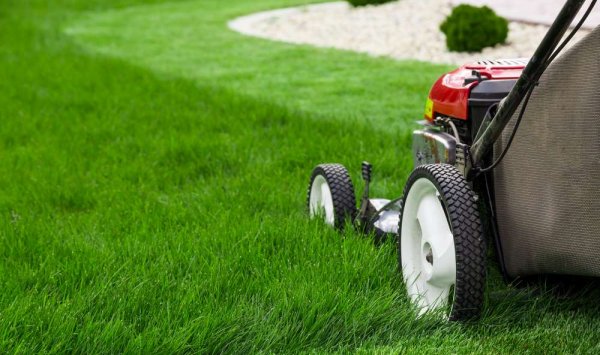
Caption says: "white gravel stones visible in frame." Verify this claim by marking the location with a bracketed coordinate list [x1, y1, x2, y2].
[228, 0, 591, 65]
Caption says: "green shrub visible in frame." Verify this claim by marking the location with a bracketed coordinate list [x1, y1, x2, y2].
[346, 0, 394, 7]
[440, 4, 509, 52]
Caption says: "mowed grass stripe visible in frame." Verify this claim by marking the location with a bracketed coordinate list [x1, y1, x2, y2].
[64, 0, 451, 130]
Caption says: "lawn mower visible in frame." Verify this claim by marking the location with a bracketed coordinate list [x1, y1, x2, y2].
[306, 0, 599, 321]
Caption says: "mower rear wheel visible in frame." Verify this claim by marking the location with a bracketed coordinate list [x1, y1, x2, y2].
[307, 164, 356, 230]
[398, 164, 485, 321]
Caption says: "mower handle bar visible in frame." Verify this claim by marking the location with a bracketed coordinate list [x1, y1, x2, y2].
[469, 0, 586, 171]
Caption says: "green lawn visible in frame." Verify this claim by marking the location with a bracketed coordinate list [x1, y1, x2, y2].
[1, 0, 600, 352]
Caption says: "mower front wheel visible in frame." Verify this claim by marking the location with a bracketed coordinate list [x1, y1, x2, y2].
[307, 164, 357, 230]
[398, 164, 486, 321]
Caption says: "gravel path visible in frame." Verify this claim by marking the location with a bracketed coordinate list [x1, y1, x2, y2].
[229, 0, 592, 65]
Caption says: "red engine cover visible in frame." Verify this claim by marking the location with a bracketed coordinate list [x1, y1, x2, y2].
[424, 59, 527, 121]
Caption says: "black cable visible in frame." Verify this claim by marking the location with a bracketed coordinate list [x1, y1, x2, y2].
[548, 0, 597, 64]
[474, 0, 596, 174]
[476, 85, 535, 173]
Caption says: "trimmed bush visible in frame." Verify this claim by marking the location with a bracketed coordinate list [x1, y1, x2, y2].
[346, 0, 394, 7]
[440, 4, 509, 52]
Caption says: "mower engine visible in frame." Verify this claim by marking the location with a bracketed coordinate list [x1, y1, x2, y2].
[413, 59, 527, 167]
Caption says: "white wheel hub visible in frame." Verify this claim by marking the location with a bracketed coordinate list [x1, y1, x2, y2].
[309, 175, 335, 226]
[401, 178, 457, 316]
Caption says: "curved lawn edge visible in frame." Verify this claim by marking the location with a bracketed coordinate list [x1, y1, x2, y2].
[63, 0, 452, 132]
[226, 0, 590, 66]
[228, 4, 309, 38]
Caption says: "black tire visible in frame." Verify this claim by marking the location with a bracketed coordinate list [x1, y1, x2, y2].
[307, 164, 357, 230]
[398, 164, 486, 321]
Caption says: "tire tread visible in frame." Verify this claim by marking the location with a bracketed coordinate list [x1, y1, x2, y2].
[307, 164, 357, 229]
[398, 164, 486, 321]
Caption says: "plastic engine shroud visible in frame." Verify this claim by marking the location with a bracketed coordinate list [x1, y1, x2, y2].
[425, 59, 528, 121]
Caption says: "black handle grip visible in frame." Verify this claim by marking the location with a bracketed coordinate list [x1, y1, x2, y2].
[361, 161, 372, 181]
